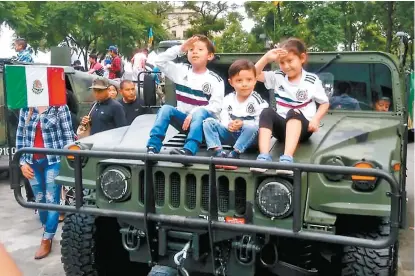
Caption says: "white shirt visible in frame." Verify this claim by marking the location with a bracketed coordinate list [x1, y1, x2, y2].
[220, 91, 269, 127]
[263, 69, 329, 121]
[132, 53, 146, 70]
[154, 45, 224, 117]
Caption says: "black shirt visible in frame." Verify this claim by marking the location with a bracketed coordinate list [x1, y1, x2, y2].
[118, 98, 145, 125]
[90, 98, 127, 135]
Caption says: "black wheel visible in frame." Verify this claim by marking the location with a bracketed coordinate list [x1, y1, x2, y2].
[61, 213, 152, 276]
[340, 217, 398, 276]
[143, 74, 157, 106]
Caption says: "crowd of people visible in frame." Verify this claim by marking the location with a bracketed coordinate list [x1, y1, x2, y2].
[71, 45, 149, 83]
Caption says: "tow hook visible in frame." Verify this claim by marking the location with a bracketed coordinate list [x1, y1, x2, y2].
[232, 235, 261, 265]
[120, 226, 145, 251]
[174, 241, 192, 276]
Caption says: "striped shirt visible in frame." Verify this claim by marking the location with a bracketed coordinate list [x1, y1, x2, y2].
[154, 45, 224, 117]
[263, 69, 329, 121]
[219, 91, 269, 127]
[16, 49, 34, 63]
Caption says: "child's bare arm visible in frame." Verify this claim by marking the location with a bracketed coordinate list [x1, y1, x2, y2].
[255, 48, 288, 83]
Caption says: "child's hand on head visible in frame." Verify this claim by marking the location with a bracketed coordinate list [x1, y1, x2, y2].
[180, 36, 199, 53]
[265, 48, 288, 63]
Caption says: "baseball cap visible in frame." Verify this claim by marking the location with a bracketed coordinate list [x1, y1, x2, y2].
[107, 45, 118, 52]
[89, 77, 109, 90]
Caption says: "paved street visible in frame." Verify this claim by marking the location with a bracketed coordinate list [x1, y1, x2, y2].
[0, 144, 413, 276]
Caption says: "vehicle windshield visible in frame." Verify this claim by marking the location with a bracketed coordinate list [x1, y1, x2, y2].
[305, 63, 393, 112]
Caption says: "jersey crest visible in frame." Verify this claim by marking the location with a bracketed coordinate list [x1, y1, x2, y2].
[246, 102, 255, 114]
[296, 89, 308, 101]
[202, 82, 212, 95]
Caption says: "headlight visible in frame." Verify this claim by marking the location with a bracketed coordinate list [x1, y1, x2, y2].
[256, 178, 293, 219]
[100, 166, 131, 201]
[66, 143, 89, 168]
[324, 156, 345, 181]
[351, 161, 378, 192]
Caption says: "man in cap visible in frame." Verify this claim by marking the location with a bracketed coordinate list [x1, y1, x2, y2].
[107, 45, 122, 80]
[80, 78, 127, 135]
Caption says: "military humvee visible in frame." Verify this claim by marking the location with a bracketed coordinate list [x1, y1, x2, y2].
[9, 35, 411, 276]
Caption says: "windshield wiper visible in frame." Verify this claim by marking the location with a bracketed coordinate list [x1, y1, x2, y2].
[315, 54, 341, 74]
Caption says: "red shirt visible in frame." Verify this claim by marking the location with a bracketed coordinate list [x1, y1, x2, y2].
[33, 123, 45, 160]
[109, 56, 122, 79]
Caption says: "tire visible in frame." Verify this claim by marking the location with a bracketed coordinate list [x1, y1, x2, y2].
[61, 213, 152, 276]
[340, 218, 398, 276]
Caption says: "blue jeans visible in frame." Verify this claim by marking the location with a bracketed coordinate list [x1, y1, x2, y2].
[28, 158, 61, 240]
[203, 118, 258, 153]
[147, 105, 213, 155]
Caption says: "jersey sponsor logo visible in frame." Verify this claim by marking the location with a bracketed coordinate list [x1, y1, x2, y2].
[278, 85, 285, 92]
[296, 89, 308, 101]
[246, 102, 255, 114]
[227, 105, 232, 112]
[202, 82, 212, 95]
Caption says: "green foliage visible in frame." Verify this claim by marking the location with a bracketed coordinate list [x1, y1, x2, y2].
[2, 1, 170, 67]
[243, 1, 414, 54]
[183, 1, 236, 37]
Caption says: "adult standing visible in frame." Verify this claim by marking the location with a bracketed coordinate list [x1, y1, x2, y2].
[88, 54, 105, 76]
[132, 48, 147, 83]
[107, 46, 122, 80]
[118, 80, 145, 125]
[16, 105, 74, 259]
[80, 78, 127, 135]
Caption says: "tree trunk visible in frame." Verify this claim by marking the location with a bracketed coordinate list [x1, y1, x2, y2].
[385, 1, 394, 53]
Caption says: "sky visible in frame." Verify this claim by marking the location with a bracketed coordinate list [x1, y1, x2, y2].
[0, 1, 255, 63]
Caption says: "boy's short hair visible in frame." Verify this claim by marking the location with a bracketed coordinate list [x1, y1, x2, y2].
[120, 80, 134, 90]
[89, 54, 98, 60]
[15, 38, 27, 49]
[194, 34, 215, 54]
[228, 59, 256, 78]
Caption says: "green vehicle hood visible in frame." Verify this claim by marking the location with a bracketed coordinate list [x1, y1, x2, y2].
[77, 112, 400, 167]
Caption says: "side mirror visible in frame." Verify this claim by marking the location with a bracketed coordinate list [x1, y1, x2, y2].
[142, 74, 157, 107]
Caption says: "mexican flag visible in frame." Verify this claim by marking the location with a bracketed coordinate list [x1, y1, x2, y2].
[5, 65, 66, 109]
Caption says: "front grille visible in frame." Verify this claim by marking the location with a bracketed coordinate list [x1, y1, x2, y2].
[137, 170, 246, 215]
[170, 173, 181, 208]
[155, 172, 165, 207]
[201, 175, 209, 211]
[218, 177, 229, 212]
[235, 178, 247, 215]
[186, 175, 197, 209]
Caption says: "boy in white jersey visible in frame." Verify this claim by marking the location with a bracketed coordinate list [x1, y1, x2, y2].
[251, 38, 329, 175]
[203, 60, 268, 170]
[146, 35, 224, 159]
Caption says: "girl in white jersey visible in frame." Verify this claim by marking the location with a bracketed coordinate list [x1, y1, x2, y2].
[251, 38, 329, 175]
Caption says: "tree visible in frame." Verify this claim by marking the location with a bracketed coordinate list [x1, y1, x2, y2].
[214, 12, 262, 53]
[12, 2, 169, 68]
[182, 1, 237, 37]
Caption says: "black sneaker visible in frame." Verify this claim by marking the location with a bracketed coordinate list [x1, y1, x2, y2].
[146, 147, 158, 164]
[222, 150, 240, 170]
[169, 148, 193, 166]
[212, 149, 227, 169]
[147, 147, 157, 154]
